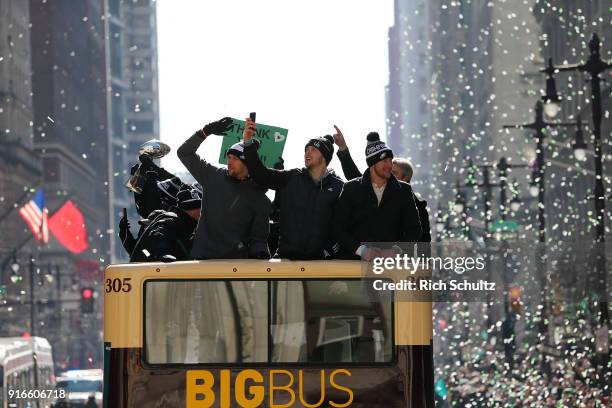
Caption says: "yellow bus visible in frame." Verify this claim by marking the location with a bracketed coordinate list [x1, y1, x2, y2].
[103, 260, 433, 407]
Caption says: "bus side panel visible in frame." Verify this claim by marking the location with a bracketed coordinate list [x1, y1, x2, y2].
[105, 347, 433, 407]
[105, 348, 134, 408]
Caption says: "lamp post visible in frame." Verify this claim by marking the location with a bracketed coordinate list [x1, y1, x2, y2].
[453, 180, 469, 239]
[458, 157, 528, 237]
[503, 100, 581, 374]
[542, 32, 611, 385]
[458, 156, 527, 361]
[503, 101, 580, 242]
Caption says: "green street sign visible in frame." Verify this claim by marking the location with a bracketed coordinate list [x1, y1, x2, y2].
[218, 118, 288, 168]
[490, 220, 519, 232]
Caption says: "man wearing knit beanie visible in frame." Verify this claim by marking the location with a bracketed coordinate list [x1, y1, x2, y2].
[333, 127, 431, 243]
[333, 131, 422, 260]
[242, 117, 344, 260]
[177, 117, 271, 259]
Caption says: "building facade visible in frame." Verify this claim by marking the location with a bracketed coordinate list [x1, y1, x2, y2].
[29, 0, 110, 368]
[386, 0, 433, 198]
[0, 0, 44, 337]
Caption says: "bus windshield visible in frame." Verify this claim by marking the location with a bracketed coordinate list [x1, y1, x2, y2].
[56, 379, 103, 393]
[144, 279, 393, 365]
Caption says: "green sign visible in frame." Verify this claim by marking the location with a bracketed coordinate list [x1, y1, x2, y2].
[490, 220, 519, 232]
[218, 118, 288, 168]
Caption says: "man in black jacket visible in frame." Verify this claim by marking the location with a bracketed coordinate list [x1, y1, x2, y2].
[242, 117, 344, 259]
[333, 132, 422, 260]
[178, 117, 271, 259]
[333, 126, 431, 243]
[130, 186, 201, 262]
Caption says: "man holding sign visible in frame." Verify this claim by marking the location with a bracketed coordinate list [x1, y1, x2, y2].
[177, 117, 271, 259]
[242, 117, 344, 260]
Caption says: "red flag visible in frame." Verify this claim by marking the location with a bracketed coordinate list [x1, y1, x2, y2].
[48, 200, 89, 254]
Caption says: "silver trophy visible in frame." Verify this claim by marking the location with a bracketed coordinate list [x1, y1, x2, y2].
[125, 139, 171, 193]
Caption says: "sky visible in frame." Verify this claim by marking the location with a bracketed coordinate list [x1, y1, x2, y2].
[157, 0, 394, 176]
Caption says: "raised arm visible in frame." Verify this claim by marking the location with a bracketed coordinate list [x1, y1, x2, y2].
[242, 117, 292, 190]
[333, 125, 362, 180]
[177, 117, 233, 185]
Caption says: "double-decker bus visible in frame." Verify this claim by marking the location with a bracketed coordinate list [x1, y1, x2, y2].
[104, 260, 433, 407]
[0, 336, 55, 408]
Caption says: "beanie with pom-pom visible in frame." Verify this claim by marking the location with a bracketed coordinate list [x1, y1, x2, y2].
[365, 132, 393, 167]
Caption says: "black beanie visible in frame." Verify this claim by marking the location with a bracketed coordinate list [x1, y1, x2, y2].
[226, 139, 260, 162]
[157, 177, 182, 200]
[365, 132, 393, 167]
[177, 187, 202, 211]
[305, 135, 334, 164]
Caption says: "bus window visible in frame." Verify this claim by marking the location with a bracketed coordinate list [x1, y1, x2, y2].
[145, 280, 268, 364]
[144, 279, 392, 366]
[271, 280, 393, 364]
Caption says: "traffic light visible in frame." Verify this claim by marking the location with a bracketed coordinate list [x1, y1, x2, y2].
[509, 285, 522, 312]
[81, 287, 94, 313]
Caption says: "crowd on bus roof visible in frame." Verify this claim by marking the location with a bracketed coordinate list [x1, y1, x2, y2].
[118, 116, 431, 263]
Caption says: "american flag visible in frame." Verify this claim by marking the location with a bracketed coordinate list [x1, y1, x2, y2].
[19, 189, 49, 243]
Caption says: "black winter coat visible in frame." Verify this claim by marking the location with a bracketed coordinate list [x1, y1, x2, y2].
[336, 148, 431, 243]
[244, 144, 344, 259]
[333, 170, 422, 259]
[130, 208, 197, 262]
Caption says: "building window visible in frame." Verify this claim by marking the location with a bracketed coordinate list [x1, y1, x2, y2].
[109, 0, 120, 16]
[127, 120, 154, 134]
[130, 34, 151, 50]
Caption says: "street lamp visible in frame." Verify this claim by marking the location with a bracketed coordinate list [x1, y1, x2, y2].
[509, 179, 522, 213]
[571, 117, 587, 161]
[503, 101, 579, 243]
[529, 172, 540, 198]
[541, 58, 562, 118]
[45, 263, 54, 284]
[453, 192, 465, 215]
[10, 254, 21, 284]
[543, 32, 611, 384]
[503, 100, 579, 374]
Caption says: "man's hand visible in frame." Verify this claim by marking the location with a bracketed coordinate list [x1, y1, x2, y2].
[362, 247, 382, 262]
[243, 118, 257, 141]
[139, 154, 157, 171]
[203, 117, 233, 136]
[118, 212, 131, 241]
[333, 125, 348, 151]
